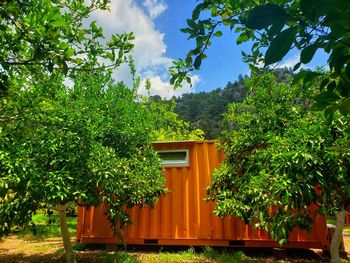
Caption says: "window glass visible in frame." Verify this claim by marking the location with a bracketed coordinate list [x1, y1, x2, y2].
[157, 150, 189, 167]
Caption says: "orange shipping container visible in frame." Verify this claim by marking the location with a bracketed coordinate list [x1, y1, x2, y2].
[76, 141, 330, 250]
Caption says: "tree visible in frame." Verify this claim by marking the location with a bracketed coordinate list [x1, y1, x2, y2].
[0, 1, 164, 262]
[131, 72, 205, 142]
[169, 1, 350, 261]
[171, 68, 290, 139]
[169, 0, 350, 118]
[0, 71, 166, 262]
[145, 96, 205, 141]
[0, 0, 134, 96]
[207, 73, 350, 262]
[172, 77, 247, 139]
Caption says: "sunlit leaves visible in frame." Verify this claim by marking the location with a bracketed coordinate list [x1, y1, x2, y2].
[209, 73, 350, 244]
[0, 72, 166, 235]
[172, 0, 350, 117]
[0, 0, 134, 82]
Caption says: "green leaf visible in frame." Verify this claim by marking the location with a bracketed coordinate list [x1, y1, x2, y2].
[64, 47, 75, 57]
[324, 105, 337, 122]
[300, 0, 317, 21]
[245, 4, 289, 30]
[198, 21, 205, 35]
[314, 90, 340, 104]
[339, 98, 350, 115]
[265, 27, 297, 65]
[213, 31, 223, 37]
[303, 71, 321, 85]
[268, 23, 284, 39]
[50, 18, 67, 28]
[293, 62, 301, 71]
[61, 61, 68, 75]
[327, 81, 337, 92]
[300, 43, 321, 64]
[187, 19, 197, 29]
[192, 3, 203, 20]
[90, 21, 98, 32]
[278, 238, 287, 246]
[320, 78, 330, 90]
[185, 55, 192, 66]
[48, 62, 54, 73]
[58, 42, 69, 50]
[180, 28, 193, 34]
[193, 55, 202, 69]
[236, 32, 249, 44]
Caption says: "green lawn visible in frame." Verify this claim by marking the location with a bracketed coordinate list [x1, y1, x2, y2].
[6, 212, 345, 262]
[103, 247, 248, 263]
[6, 212, 249, 262]
[13, 211, 77, 239]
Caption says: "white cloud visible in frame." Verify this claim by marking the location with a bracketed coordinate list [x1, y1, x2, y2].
[277, 54, 300, 69]
[142, 0, 167, 19]
[139, 74, 200, 99]
[90, 0, 193, 98]
[277, 53, 315, 71]
[92, 0, 169, 69]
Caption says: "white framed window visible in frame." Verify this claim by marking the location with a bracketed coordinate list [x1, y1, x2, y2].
[157, 149, 189, 167]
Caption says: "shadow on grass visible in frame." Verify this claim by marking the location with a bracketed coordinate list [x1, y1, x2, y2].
[0, 251, 136, 263]
[0, 246, 331, 263]
[13, 214, 76, 240]
[117, 245, 330, 263]
[0, 252, 64, 263]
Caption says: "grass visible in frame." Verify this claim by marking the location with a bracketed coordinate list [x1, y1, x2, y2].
[135, 247, 249, 263]
[6, 211, 336, 262]
[202, 247, 248, 263]
[13, 211, 77, 239]
[102, 252, 140, 263]
[7, 212, 250, 262]
[140, 247, 207, 262]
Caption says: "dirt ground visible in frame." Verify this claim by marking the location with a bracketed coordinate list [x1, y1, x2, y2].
[0, 235, 349, 262]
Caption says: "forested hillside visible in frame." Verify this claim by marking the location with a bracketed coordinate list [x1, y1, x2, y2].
[173, 68, 293, 139]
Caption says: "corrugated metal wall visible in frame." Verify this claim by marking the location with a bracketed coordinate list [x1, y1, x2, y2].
[76, 141, 330, 249]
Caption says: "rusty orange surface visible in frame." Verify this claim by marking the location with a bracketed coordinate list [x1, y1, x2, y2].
[76, 141, 330, 250]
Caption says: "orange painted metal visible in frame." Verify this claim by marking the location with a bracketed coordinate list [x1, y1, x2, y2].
[76, 141, 330, 250]
[345, 213, 350, 224]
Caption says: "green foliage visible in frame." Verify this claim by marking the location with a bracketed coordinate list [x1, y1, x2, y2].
[137, 247, 247, 263]
[207, 73, 350, 243]
[245, 4, 289, 30]
[16, 212, 77, 239]
[72, 243, 87, 252]
[202, 247, 248, 263]
[153, 247, 199, 262]
[0, 71, 166, 235]
[170, 0, 350, 116]
[173, 75, 247, 139]
[0, 1, 171, 246]
[173, 69, 292, 139]
[0, 1, 168, 261]
[0, 0, 134, 96]
[101, 252, 140, 263]
[143, 96, 205, 141]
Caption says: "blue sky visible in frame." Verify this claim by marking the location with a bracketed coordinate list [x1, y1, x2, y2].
[92, 0, 328, 97]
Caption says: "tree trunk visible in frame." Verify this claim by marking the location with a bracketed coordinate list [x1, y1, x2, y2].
[330, 208, 346, 263]
[58, 203, 76, 263]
